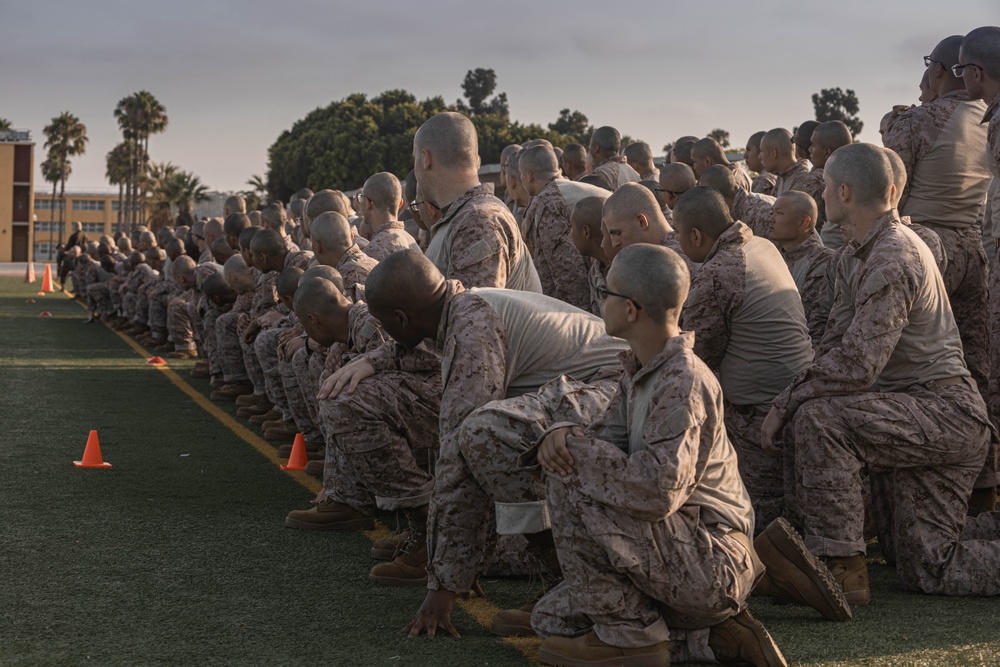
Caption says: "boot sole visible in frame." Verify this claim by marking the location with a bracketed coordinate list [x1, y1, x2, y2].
[758, 518, 852, 622]
[844, 589, 871, 605]
[369, 574, 428, 587]
[284, 517, 376, 531]
[370, 547, 397, 560]
[537, 647, 668, 667]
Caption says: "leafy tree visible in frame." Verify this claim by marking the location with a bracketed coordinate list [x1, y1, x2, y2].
[456, 68, 508, 117]
[43, 111, 88, 244]
[114, 91, 167, 231]
[0, 118, 11, 131]
[812, 87, 863, 137]
[708, 128, 730, 148]
[548, 109, 593, 145]
[145, 162, 210, 228]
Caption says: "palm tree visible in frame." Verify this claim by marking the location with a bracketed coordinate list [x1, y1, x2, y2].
[247, 174, 268, 196]
[0, 118, 11, 132]
[106, 142, 130, 234]
[43, 111, 88, 245]
[114, 91, 167, 232]
[40, 156, 62, 260]
[173, 171, 210, 225]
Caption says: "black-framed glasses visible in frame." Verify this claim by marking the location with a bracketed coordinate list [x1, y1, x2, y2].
[355, 192, 373, 205]
[408, 199, 439, 213]
[596, 285, 642, 310]
[654, 187, 685, 198]
[923, 55, 939, 68]
[952, 62, 983, 77]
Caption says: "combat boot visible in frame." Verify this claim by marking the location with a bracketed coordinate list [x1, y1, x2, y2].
[303, 459, 324, 477]
[370, 506, 428, 587]
[371, 531, 409, 560]
[167, 349, 198, 360]
[284, 498, 375, 530]
[264, 424, 298, 441]
[491, 529, 561, 636]
[709, 608, 787, 666]
[210, 381, 254, 401]
[751, 518, 852, 621]
[538, 632, 669, 667]
[825, 555, 870, 605]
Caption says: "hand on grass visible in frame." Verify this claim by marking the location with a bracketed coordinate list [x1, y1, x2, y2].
[403, 589, 459, 639]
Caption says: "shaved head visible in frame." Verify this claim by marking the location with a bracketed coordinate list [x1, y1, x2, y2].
[224, 254, 254, 293]
[261, 203, 287, 231]
[762, 128, 795, 158]
[414, 112, 479, 171]
[294, 276, 351, 318]
[794, 121, 820, 153]
[812, 121, 853, 152]
[660, 163, 697, 190]
[930, 35, 965, 77]
[960, 26, 1000, 80]
[363, 172, 403, 214]
[310, 211, 354, 253]
[691, 138, 727, 164]
[698, 164, 739, 200]
[224, 213, 250, 247]
[673, 187, 734, 240]
[520, 145, 560, 181]
[604, 182, 666, 225]
[563, 143, 586, 167]
[172, 254, 197, 276]
[301, 265, 345, 294]
[776, 191, 818, 226]
[825, 143, 893, 208]
[590, 126, 622, 156]
[570, 195, 608, 235]
[365, 249, 445, 313]
[211, 236, 235, 262]
[204, 217, 224, 241]
[671, 138, 698, 166]
[307, 189, 351, 223]
[747, 131, 766, 150]
[277, 266, 304, 300]
[882, 147, 908, 207]
[250, 228, 285, 259]
[238, 227, 259, 251]
[623, 141, 653, 163]
[609, 244, 690, 324]
[501, 144, 522, 164]
[224, 195, 246, 214]
[202, 273, 237, 300]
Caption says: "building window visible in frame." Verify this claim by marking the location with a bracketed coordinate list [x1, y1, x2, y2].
[35, 199, 64, 210]
[34, 221, 60, 233]
[72, 199, 106, 211]
[111, 201, 120, 211]
[81, 223, 105, 234]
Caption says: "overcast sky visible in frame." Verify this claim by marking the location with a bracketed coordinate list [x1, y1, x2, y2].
[1, 0, 994, 193]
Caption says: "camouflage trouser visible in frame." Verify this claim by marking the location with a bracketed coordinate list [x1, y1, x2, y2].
[146, 283, 173, 334]
[989, 243, 1000, 483]
[110, 281, 124, 314]
[928, 225, 997, 489]
[166, 292, 196, 351]
[282, 345, 323, 443]
[87, 282, 112, 315]
[254, 327, 292, 420]
[122, 291, 138, 321]
[239, 328, 267, 396]
[215, 310, 248, 382]
[135, 289, 151, 325]
[200, 303, 223, 375]
[188, 296, 204, 345]
[792, 382, 1000, 595]
[532, 480, 753, 656]
[319, 369, 441, 511]
[459, 374, 618, 536]
[725, 403, 794, 535]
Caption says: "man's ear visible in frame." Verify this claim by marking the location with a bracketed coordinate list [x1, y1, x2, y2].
[393, 308, 409, 331]
[798, 216, 813, 234]
[636, 213, 650, 231]
[420, 148, 432, 170]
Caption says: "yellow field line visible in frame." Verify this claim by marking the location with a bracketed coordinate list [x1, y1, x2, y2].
[77, 296, 538, 660]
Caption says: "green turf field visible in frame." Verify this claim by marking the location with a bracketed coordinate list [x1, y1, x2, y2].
[1, 276, 998, 666]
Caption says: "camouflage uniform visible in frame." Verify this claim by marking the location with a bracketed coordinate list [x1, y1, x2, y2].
[423, 183, 542, 292]
[884, 89, 995, 488]
[388, 282, 627, 593]
[681, 221, 813, 531]
[775, 212, 1000, 595]
[729, 162, 754, 193]
[216, 291, 254, 382]
[281, 341, 324, 444]
[528, 334, 756, 657]
[776, 159, 827, 239]
[521, 178, 592, 310]
[336, 244, 379, 293]
[254, 309, 296, 420]
[984, 93, 1000, 441]
[732, 189, 776, 239]
[751, 170, 777, 197]
[782, 231, 836, 347]
[362, 221, 419, 262]
[167, 288, 197, 351]
[321, 303, 445, 511]
[588, 259, 609, 317]
[590, 156, 641, 191]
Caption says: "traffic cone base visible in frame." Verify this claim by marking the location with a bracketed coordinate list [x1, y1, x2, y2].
[41, 265, 55, 293]
[146, 356, 167, 365]
[26, 299, 35, 304]
[280, 433, 308, 471]
[37, 291, 45, 296]
[39, 311, 52, 317]
[74, 430, 112, 469]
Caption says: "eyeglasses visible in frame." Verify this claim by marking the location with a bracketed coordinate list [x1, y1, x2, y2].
[596, 285, 642, 310]
[355, 192, 372, 205]
[408, 199, 439, 213]
[923, 55, 940, 68]
[654, 187, 686, 198]
[951, 62, 983, 77]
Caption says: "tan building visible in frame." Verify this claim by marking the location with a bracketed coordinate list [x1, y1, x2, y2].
[0, 129, 35, 262]
[33, 191, 119, 260]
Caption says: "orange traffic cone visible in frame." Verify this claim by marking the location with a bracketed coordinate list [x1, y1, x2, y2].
[73, 430, 113, 468]
[39, 311, 52, 317]
[24, 262, 36, 283]
[280, 433, 308, 471]
[146, 356, 167, 365]
[41, 264, 54, 293]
